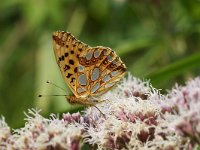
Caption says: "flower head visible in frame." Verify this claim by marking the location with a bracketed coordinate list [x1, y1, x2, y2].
[0, 117, 10, 149]
[1, 74, 200, 149]
[83, 74, 186, 149]
[6, 109, 84, 150]
[166, 77, 200, 146]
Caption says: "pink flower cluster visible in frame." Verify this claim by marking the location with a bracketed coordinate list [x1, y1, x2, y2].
[166, 77, 200, 148]
[0, 74, 200, 150]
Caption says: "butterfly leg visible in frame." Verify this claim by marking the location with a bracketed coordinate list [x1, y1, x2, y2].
[90, 96, 108, 103]
[67, 95, 106, 118]
[93, 106, 106, 118]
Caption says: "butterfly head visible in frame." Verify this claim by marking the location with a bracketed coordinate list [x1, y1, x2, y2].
[65, 95, 75, 104]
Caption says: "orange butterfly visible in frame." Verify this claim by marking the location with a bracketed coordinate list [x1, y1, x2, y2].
[52, 31, 126, 106]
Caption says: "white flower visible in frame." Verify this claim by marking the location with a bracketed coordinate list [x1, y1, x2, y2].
[7, 109, 84, 150]
[0, 117, 10, 149]
[166, 77, 200, 146]
[1, 74, 200, 149]
[83, 73, 186, 149]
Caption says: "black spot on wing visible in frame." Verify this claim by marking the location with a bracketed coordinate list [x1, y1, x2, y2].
[64, 65, 70, 71]
[66, 73, 73, 78]
[70, 77, 75, 83]
[59, 55, 65, 61]
[69, 59, 74, 65]
[74, 67, 78, 73]
[65, 52, 69, 57]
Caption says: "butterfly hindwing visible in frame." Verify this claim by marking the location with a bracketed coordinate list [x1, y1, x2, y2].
[78, 46, 126, 96]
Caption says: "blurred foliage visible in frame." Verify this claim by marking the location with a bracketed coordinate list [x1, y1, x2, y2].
[0, 0, 200, 128]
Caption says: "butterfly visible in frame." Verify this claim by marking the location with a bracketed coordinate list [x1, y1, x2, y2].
[52, 31, 126, 106]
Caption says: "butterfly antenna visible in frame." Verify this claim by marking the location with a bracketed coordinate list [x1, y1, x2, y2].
[38, 94, 67, 97]
[46, 80, 66, 92]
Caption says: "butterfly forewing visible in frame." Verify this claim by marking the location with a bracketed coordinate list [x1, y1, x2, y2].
[52, 31, 89, 98]
[53, 31, 126, 105]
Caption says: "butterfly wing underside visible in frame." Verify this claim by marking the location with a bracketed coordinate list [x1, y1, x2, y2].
[52, 31, 89, 98]
[53, 31, 127, 101]
[77, 46, 127, 97]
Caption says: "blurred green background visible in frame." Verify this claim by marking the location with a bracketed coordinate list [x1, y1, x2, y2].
[0, 0, 200, 128]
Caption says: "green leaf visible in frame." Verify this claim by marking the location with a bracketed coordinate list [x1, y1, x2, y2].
[115, 38, 154, 56]
[146, 51, 200, 85]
